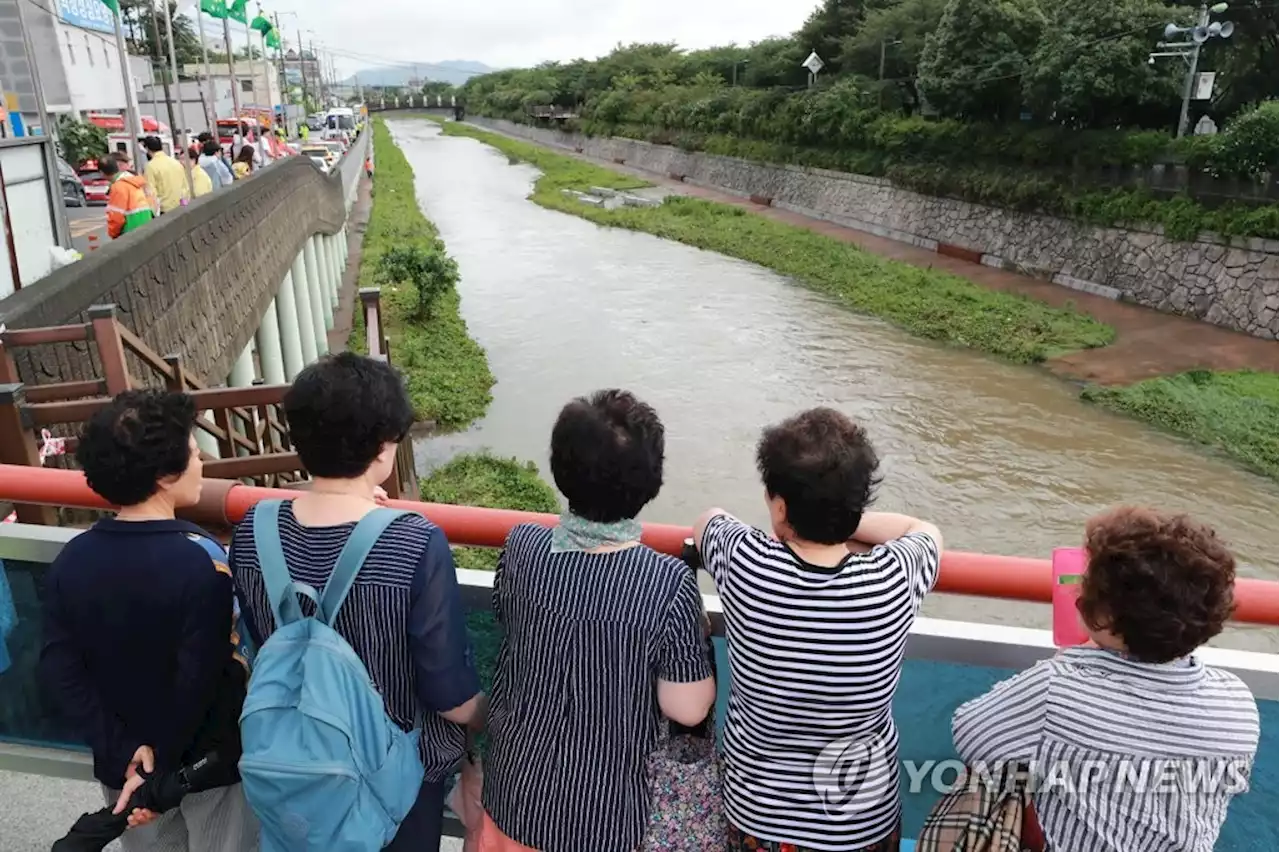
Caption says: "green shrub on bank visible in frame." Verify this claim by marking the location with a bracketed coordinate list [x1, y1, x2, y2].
[420, 453, 561, 572]
[436, 118, 1114, 364]
[350, 119, 494, 430]
[1083, 371, 1278, 478]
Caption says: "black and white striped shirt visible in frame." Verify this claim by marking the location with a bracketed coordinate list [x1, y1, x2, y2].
[701, 514, 940, 851]
[482, 523, 714, 852]
[953, 647, 1260, 852]
[228, 502, 479, 782]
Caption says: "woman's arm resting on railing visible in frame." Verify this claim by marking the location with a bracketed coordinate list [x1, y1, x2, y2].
[850, 512, 944, 553]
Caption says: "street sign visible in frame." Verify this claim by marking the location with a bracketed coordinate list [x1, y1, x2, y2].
[802, 52, 825, 75]
[1192, 71, 1216, 100]
[1193, 115, 1218, 135]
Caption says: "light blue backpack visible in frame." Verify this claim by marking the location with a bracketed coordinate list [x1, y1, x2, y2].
[238, 500, 424, 852]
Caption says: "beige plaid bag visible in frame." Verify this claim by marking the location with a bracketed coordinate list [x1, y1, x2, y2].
[916, 763, 1042, 852]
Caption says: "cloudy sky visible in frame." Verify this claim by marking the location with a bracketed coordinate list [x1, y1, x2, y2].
[263, 0, 815, 74]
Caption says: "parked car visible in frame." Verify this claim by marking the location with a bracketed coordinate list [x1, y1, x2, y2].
[76, 162, 111, 205]
[309, 156, 330, 174]
[57, 157, 86, 207]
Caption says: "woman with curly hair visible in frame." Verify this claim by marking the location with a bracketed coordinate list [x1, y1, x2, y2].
[951, 507, 1260, 852]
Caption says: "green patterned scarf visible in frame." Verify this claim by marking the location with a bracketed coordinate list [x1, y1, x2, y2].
[550, 511, 642, 553]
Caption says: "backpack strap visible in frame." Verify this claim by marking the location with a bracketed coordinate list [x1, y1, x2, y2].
[253, 499, 314, 628]
[318, 508, 410, 627]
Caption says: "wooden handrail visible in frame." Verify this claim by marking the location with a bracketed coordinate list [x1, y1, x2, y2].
[0, 324, 93, 347]
[23, 380, 107, 404]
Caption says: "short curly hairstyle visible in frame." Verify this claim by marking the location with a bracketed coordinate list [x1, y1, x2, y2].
[549, 389, 664, 523]
[284, 352, 414, 479]
[1078, 507, 1236, 663]
[756, 407, 881, 544]
[77, 390, 197, 506]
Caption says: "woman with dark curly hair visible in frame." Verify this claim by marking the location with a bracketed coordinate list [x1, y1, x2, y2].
[39, 389, 259, 851]
[694, 406, 943, 852]
[228, 352, 483, 852]
[476, 389, 716, 852]
[952, 506, 1260, 852]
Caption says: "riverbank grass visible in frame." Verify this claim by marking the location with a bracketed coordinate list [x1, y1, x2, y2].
[1083, 371, 1278, 477]
[349, 119, 494, 430]
[431, 118, 1113, 364]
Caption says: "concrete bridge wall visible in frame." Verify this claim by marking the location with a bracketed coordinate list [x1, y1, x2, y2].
[0, 136, 368, 386]
[467, 116, 1279, 340]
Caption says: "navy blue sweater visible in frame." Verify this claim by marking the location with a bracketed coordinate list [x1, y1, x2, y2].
[39, 518, 236, 788]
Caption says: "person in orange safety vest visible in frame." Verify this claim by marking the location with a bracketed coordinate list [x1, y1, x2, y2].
[103, 153, 156, 239]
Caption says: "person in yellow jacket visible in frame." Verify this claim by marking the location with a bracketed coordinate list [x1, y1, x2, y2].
[142, 136, 189, 213]
[103, 154, 155, 239]
[186, 146, 213, 198]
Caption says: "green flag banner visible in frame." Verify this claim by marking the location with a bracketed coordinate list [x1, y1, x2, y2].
[200, 0, 228, 19]
[228, 0, 249, 24]
[250, 13, 273, 34]
[97, 0, 120, 13]
[266, 29, 282, 50]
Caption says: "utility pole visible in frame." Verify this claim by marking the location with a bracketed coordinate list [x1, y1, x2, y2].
[148, 1, 180, 152]
[160, 0, 195, 196]
[195, 3, 216, 130]
[223, 14, 243, 151]
[108, 2, 147, 169]
[274, 13, 290, 137]
[1177, 6, 1211, 138]
[295, 29, 308, 112]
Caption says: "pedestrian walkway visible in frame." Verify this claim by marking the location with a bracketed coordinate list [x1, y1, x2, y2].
[468, 122, 1278, 385]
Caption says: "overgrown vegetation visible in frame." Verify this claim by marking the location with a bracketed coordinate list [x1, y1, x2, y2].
[1083, 371, 1278, 478]
[456, 1, 1278, 237]
[436, 118, 1114, 363]
[349, 119, 494, 429]
[420, 453, 561, 572]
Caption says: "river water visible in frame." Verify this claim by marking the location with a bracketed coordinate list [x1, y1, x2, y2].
[389, 120, 1277, 651]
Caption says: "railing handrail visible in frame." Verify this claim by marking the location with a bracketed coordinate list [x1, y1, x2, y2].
[0, 463, 1275, 625]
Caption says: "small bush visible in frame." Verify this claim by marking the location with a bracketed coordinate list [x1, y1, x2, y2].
[377, 245, 459, 320]
[1212, 101, 1278, 182]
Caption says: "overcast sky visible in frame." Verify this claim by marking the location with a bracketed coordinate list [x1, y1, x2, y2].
[263, 0, 815, 75]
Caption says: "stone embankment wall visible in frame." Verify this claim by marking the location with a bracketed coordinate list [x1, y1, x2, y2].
[471, 117, 1279, 340]
[0, 155, 353, 386]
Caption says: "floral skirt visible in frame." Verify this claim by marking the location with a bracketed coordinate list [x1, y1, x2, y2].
[726, 822, 901, 852]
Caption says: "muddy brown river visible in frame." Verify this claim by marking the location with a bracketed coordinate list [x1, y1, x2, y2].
[389, 119, 1277, 652]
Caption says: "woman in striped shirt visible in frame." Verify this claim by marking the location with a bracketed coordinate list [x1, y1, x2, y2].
[952, 507, 1260, 852]
[695, 407, 943, 852]
[478, 389, 717, 852]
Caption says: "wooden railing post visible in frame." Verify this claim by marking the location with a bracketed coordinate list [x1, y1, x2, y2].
[0, 383, 58, 524]
[87, 304, 131, 395]
[358, 288, 385, 360]
[163, 354, 187, 392]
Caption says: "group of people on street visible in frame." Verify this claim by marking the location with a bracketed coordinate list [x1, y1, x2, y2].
[40, 352, 1260, 852]
[104, 133, 258, 240]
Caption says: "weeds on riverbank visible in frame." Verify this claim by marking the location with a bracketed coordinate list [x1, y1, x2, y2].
[1083, 371, 1278, 478]
[349, 119, 493, 429]
[433, 118, 1113, 364]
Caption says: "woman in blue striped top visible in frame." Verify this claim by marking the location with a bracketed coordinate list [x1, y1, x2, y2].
[953, 507, 1260, 852]
[479, 389, 716, 852]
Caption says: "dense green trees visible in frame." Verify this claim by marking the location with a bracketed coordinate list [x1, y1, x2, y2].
[461, 0, 1275, 138]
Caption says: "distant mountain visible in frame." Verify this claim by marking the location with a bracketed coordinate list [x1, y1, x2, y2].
[344, 61, 496, 88]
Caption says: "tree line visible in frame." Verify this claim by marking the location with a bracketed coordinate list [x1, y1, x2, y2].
[456, 0, 1276, 179]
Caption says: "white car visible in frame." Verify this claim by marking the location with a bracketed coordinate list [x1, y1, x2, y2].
[309, 156, 330, 174]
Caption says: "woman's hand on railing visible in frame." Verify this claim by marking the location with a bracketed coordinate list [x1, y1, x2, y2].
[373, 486, 388, 505]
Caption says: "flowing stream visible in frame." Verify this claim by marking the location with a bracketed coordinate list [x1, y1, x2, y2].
[389, 119, 1277, 652]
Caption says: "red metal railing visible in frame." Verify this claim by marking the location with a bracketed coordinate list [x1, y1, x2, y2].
[0, 463, 1276, 626]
